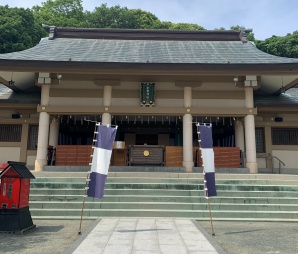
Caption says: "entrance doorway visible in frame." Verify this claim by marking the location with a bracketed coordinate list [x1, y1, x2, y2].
[57, 115, 236, 148]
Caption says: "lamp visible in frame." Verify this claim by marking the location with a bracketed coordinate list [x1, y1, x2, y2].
[280, 76, 285, 94]
[8, 72, 15, 86]
[233, 76, 239, 86]
[8, 80, 15, 86]
[57, 73, 62, 84]
[281, 86, 286, 94]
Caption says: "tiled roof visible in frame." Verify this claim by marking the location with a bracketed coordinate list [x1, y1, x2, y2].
[0, 84, 40, 104]
[255, 88, 298, 107]
[0, 28, 298, 65]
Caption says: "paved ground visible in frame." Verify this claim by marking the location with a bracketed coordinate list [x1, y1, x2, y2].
[200, 221, 298, 254]
[0, 219, 297, 254]
[66, 218, 224, 254]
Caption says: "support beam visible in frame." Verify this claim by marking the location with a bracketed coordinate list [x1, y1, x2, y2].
[37, 105, 257, 116]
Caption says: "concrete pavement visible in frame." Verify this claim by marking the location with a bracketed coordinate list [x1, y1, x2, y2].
[66, 218, 225, 254]
[1, 219, 297, 253]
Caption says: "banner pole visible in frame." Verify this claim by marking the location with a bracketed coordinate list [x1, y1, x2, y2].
[204, 172, 215, 236]
[207, 197, 215, 236]
[78, 188, 88, 235]
[78, 123, 98, 235]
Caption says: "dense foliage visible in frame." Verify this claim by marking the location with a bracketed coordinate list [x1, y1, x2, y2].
[255, 31, 298, 58]
[32, 0, 86, 27]
[0, 0, 297, 58]
[0, 5, 45, 53]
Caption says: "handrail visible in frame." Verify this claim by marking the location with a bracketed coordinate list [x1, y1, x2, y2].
[271, 156, 285, 174]
[270, 156, 285, 167]
[258, 154, 285, 174]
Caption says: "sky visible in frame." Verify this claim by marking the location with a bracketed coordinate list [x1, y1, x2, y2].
[1, 0, 298, 40]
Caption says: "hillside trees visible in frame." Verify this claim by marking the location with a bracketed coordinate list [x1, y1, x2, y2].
[255, 31, 298, 58]
[0, 5, 45, 53]
[85, 4, 161, 29]
[32, 0, 86, 27]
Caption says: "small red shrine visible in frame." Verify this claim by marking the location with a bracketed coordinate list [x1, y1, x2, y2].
[0, 161, 35, 233]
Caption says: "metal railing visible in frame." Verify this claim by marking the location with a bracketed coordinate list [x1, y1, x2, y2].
[257, 154, 285, 174]
[253, 152, 286, 174]
[270, 156, 285, 174]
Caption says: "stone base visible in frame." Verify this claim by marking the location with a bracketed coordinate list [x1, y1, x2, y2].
[246, 162, 258, 174]
[183, 161, 194, 173]
[34, 159, 47, 171]
[0, 207, 35, 233]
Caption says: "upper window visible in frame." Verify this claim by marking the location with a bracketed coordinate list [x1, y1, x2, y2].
[255, 127, 265, 153]
[28, 125, 39, 149]
[0, 125, 22, 142]
[272, 128, 298, 145]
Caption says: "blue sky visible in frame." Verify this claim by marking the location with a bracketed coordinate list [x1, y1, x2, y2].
[1, 0, 298, 40]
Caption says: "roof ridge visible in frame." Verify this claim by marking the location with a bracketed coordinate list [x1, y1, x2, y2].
[42, 25, 244, 42]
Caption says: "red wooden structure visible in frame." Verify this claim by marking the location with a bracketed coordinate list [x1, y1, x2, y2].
[0, 163, 8, 172]
[0, 162, 35, 233]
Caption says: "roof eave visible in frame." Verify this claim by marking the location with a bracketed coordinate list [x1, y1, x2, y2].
[0, 60, 298, 75]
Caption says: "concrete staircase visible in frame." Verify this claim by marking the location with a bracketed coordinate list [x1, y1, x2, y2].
[29, 170, 298, 221]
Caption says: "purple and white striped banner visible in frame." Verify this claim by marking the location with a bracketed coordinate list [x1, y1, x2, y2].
[198, 124, 217, 198]
[86, 124, 117, 199]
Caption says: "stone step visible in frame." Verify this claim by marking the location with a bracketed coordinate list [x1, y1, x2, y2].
[32, 170, 298, 179]
[28, 201, 298, 211]
[29, 208, 298, 220]
[31, 177, 298, 186]
[29, 182, 298, 192]
[29, 194, 298, 204]
[29, 188, 298, 197]
[30, 216, 298, 222]
[27, 172, 298, 221]
[41, 165, 298, 175]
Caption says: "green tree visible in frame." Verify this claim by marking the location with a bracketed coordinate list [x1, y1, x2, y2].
[255, 31, 298, 58]
[86, 4, 161, 29]
[0, 5, 45, 53]
[32, 0, 86, 27]
[214, 27, 226, 31]
[229, 25, 255, 41]
[214, 25, 255, 41]
[161, 22, 204, 30]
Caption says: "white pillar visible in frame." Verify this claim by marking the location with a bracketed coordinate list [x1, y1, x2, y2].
[183, 114, 193, 172]
[102, 113, 111, 125]
[35, 84, 50, 171]
[235, 119, 245, 152]
[244, 86, 258, 173]
[103, 85, 112, 106]
[102, 85, 112, 125]
[183, 87, 193, 172]
[49, 117, 59, 148]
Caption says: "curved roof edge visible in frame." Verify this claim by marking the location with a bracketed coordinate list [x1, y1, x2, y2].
[42, 25, 247, 42]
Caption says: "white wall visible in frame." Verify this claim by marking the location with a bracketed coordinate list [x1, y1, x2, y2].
[0, 147, 21, 163]
[257, 157, 267, 168]
[26, 155, 36, 166]
[272, 150, 298, 169]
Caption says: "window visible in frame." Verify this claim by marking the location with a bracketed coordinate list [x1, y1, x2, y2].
[255, 127, 265, 153]
[0, 125, 22, 142]
[28, 125, 39, 149]
[272, 128, 298, 145]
